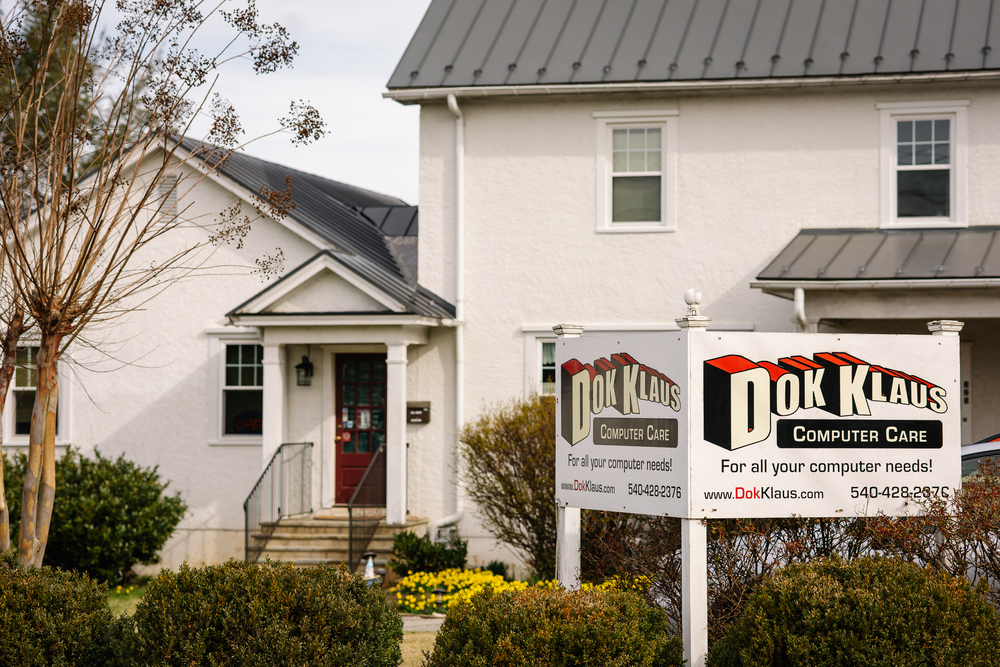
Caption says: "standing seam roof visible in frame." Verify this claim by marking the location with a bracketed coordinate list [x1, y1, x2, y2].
[388, 0, 1000, 88]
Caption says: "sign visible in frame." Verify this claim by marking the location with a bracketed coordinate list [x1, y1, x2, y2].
[554, 331, 960, 518]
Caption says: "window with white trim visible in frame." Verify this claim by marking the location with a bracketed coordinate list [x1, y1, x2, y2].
[879, 101, 967, 227]
[6, 346, 65, 440]
[595, 111, 677, 233]
[223, 343, 263, 435]
[540, 341, 556, 396]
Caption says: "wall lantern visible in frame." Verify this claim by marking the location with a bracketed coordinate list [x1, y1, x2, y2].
[295, 355, 314, 386]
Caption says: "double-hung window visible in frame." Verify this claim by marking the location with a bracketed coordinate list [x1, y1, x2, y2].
[595, 110, 677, 233]
[223, 344, 263, 435]
[879, 101, 967, 227]
[9, 346, 63, 438]
[540, 341, 556, 396]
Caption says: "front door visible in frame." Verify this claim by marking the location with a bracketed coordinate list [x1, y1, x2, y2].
[335, 354, 387, 504]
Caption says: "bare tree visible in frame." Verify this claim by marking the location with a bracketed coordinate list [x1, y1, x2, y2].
[0, 0, 324, 566]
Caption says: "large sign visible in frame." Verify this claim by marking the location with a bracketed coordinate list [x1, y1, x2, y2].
[554, 331, 960, 518]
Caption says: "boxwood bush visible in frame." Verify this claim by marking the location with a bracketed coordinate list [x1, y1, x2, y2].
[708, 556, 1000, 667]
[4, 448, 186, 583]
[129, 559, 403, 667]
[425, 586, 683, 667]
[388, 530, 467, 575]
[0, 550, 126, 667]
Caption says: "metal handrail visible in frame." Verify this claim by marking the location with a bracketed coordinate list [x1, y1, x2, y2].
[244, 442, 313, 563]
[348, 445, 387, 571]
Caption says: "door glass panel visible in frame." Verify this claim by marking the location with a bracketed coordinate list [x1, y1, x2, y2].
[343, 385, 355, 406]
[372, 408, 385, 429]
[358, 408, 371, 430]
[374, 432, 385, 449]
[373, 364, 385, 382]
[342, 431, 354, 453]
[357, 385, 371, 406]
[372, 385, 384, 406]
[358, 362, 371, 382]
[357, 432, 371, 453]
[343, 362, 356, 382]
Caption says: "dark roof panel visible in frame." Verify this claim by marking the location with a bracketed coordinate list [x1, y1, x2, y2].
[179, 139, 412, 281]
[758, 228, 1000, 281]
[389, 0, 1000, 89]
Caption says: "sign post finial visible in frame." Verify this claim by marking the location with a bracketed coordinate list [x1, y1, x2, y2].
[676, 288, 711, 330]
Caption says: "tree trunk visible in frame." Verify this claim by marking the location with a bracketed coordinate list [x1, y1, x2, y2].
[0, 309, 25, 552]
[18, 331, 60, 566]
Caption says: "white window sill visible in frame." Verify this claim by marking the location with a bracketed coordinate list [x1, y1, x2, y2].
[596, 225, 676, 234]
[208, 438, 262, 447]
[881, 219, 968, 229]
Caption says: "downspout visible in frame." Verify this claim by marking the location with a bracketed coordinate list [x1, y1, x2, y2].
[430, 93, 465, 541]
[793, 287, 808, 332]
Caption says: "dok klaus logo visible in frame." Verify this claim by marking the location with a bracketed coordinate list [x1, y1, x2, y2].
[704, 352, 948, 451]
[561, 352, 680, 446]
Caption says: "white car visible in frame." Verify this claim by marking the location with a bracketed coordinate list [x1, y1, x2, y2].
[961, 433, 1000, 480]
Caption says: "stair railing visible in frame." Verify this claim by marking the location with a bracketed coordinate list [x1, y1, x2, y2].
[348, 445, 387, 571]
[244, 442, 313, 563]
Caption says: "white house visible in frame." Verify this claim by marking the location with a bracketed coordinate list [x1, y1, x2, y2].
[12, 0, 1000, 574]
[381, 0, 1000, 564]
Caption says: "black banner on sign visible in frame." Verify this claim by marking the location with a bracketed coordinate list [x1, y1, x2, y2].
[776, 420, 943, 449]
[593, 418, 678, 448]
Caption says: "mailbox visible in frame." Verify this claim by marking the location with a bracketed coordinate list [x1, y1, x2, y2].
[407, 402, 430, 424]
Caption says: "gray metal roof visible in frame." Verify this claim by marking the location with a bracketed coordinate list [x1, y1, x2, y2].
[388, 0, 1000, 89]
[757, 228, 1000, 281]
[361, 206, 419, 236]
[227, 250, 455, 320]
[180, 138, 407, 279]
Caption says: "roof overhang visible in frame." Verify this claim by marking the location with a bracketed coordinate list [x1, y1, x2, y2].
[752, 278, 1000, 300]
[227, 313, 445, 328]
[384, 70, 1000, 104]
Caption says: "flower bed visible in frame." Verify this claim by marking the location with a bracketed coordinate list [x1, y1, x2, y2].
[391, 568, 647, 614]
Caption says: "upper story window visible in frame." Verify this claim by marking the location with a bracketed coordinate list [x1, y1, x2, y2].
[879, 101, 967, 228]
[595, 110, 677, 233]
[223, 343, 263, 435]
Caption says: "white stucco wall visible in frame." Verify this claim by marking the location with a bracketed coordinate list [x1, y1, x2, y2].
[416, 80, 1000, 557]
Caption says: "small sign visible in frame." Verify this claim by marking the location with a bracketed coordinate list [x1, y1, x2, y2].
[408, 402, 430, 423]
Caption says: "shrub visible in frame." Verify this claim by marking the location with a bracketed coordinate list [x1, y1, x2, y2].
[484, 559, 509, 579]
[459, 394, 556, 577]
[707, 556, 1000, 667]
[388, 530, 467, 575]
[0, 550, 127, 667]
[129, 559, 402, 667]
[426, 586, 683, 667]
[4, 448, 187, 583]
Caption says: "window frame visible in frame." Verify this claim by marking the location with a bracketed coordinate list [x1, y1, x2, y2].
[207, 329, 263, 446]
[3, 344, 71, 447]
[594, 110, 678, 233]
[879, 100, 968, 228]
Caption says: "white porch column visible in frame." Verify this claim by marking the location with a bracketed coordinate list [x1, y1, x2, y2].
[262, 344, 286, 466]
[386, 343, 409, 525]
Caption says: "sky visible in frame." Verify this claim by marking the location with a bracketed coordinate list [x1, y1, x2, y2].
[201, 0, 433, 205]
[1, 0, 434, 205]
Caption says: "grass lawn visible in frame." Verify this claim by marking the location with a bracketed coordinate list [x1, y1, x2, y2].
[402, 632, 437, 667]
[108, 583, 146, 616]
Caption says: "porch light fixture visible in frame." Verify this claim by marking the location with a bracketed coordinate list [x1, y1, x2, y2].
[295, 355, 314, 386]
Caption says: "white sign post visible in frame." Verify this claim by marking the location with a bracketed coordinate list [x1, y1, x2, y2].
[554, 294, 962, 667]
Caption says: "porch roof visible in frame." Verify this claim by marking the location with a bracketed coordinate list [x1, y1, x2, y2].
[226, 250, 456, 321]
[753, 227, 1000, 298]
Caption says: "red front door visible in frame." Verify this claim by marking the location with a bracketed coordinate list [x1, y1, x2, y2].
[335, 354, 387, 504]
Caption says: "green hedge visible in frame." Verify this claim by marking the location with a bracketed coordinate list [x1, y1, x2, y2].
[388, 530, 467, 575]
[3, 448, 186, 583]
[0, 550, 126, 667]
[708, 556, 1000, 667]
[129, 559, 403, 667]
[426, 586, 683, 667]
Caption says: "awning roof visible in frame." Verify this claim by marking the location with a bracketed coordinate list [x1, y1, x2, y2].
[757, 228, 1000, 282]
